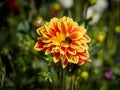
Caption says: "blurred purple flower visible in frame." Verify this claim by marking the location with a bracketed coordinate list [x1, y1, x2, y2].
[102, 69, 113, 80]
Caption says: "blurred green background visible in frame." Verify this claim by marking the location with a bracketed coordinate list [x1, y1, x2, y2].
[0, 0, 120, 90]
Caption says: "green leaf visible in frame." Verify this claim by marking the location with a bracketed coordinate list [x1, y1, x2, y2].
[89, 45, 103, 56]
[17, 21, 30, 33]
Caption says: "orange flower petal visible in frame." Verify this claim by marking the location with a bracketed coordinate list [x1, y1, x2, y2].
[61, 16, 67, 21]
[42, 33, 52, 38]
[70, 41, 81, 49]
[58, 21, 68, 35]
[79, 37, 87, 43]
[69, 27, 86, 40]
[62, 59, 68, 68]
[34, 41, 45, 51]
[65, 52, 71, 58]
[83, 34, 91, 43]
[42, 39, 52, 43]
[69, 32, 81, 40]
[44, 43, 53, 48]
[52, 46, 59, 52]
[67, 47, 76, 55]
[53, 52, 60, 63]
[73, 56, 79, 63]
[78, 50, 89, 60]
[67, 56, 79, 64]
[45, 47, 52, 55]
[61, 41, 69, 47]
[50, 18, 60, 33]
[37, 27, 45, 36]
[78, 58, 91, 65]
[78, 60, 85, 65]
[68, 22, 78, 34]
[60, 47, 66, 55]
[84, 58, 92, 62]
[45, 24, 56, 37]
[80, 43, 88, 50]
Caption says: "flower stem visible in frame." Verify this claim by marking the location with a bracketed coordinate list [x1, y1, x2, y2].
[71, 70, 78, 90]
[48, 65, 54, 90]
[60, 68, 63, 90]
[84, 3, 89, 28]
[63, 69, 66, 90]
[58, 67, 64, 90]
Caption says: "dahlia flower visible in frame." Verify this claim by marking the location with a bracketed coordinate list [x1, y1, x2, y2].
[34, 16, 91, 68]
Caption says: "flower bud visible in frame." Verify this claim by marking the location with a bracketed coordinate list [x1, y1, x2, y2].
[50, 3, 61, 16]
[89, 0, 97, 5]
[33, 17, 43, 27]
[58, 0, 74, 9]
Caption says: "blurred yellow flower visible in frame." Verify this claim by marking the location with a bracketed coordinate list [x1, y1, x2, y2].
[97, 33, 105, 43]
[50, 3, 61, 17]
[81, 71, 89, 80]
[34, 16, 91, 68]
[115, 26, 120, 33]
[89, 0, 96, 5]
[53, 3, 61, 10]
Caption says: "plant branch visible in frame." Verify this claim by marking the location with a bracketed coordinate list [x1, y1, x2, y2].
[71, 70, 78, 90]
[28, 0, 36, 22]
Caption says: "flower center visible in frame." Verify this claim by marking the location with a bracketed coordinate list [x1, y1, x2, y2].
[65, 37, 72, 43]
[52, 32, 65, 45]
